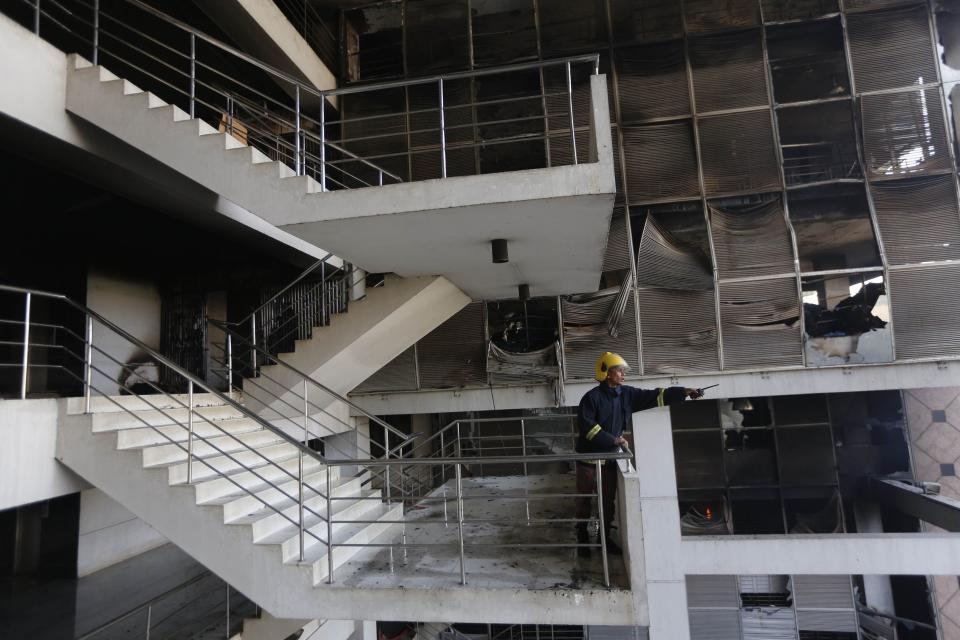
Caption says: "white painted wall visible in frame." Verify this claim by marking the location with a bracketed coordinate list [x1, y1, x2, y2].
[0, 399, 87, 511]
[77, 487, 167, 577]
[85, 268, 162, 396]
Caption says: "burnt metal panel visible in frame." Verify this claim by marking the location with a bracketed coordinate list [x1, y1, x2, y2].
[709, 197, 796, 279]
[603, 209, 633, 273]
[718, 278, 803, 370]
[561, 286, 639, 379]
[847, 5, 938, 93]
[860, 88, 951, 179]
[889, 264, 960, 359]
[690, 29, 769, 112]
[622, 123, 701, 202]
[354, 346, 419, 393]
[639, 288, 719, 374]
[683, 0, 760, 33]
[699, 111, 781, 196]
[869, 174, 960, 265]
[417, 302, 487, 388]
[614, 41, 690, 122]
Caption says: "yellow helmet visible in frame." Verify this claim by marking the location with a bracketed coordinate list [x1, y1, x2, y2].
[595, 351, 630, 382]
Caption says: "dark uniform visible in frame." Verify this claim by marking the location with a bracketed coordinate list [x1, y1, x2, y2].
[575, 383, 687, 546]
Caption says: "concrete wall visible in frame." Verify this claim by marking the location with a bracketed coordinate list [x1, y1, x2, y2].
[77, 487, 166, 577]
[0, 399, 87, 511]
[85, 268, 162, 396]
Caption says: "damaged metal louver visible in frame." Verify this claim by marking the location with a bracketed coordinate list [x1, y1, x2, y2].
[622, 123, 700, 201]
[861, 88, 951, 179]
[699, 111, 781, 196]
[561, 282, 639, 379]
[718, 278, 803, 370]
[689, 29, 768, 113]
[636, 214, 714, 290]
[354, 346, 419, 393]
[846, 5, 937, 94]
[709, 198, 795, 279]
[889, 264, 960, 359]
[870, 174, 960, 264]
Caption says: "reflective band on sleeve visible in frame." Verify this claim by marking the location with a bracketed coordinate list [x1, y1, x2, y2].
[585, 424, 602, 440]
[657, 388, 665, 407]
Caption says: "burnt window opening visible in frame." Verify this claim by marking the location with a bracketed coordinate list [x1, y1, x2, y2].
[767, 18, 849, 105]
[487, 299, 558, 354]
[675, 431, 725, 489]
[537, 0, 607, 56]
[679, 491, 730, 535]
[778, 101, 861, 187]
[471, 0, 538, 67]
[785, 490, 843, 534]
[724, 428, 778, 486]
[405, 0, 470, 74]
[731, 489, 786, 533]
[344, 4, 403, 81]
[607, 0, 683, 44]
[801, 272, 893, 366]
[788, 184, 882, 272]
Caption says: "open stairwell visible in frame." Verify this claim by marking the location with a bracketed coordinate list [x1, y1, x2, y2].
[56, 392, 403, 620]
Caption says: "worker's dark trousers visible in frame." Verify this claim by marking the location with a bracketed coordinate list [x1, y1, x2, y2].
[575, 460, 617, 538]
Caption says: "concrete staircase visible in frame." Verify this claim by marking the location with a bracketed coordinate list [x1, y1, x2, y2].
[57, 393, 403, 619]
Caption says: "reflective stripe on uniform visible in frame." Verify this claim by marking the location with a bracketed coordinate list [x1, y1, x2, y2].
[656, 388, 665, 407]
[585, 424, 602, 440]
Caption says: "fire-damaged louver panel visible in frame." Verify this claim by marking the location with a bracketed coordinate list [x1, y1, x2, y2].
[869, 174, 960, 265]
[760, 0, 839, 23]
[417, 302, 487, 388]
[846, 5, 938, 94]
[699, 111, 781, 196]
[603, 209, 633, 272]
[637, 214, 714, 290]
[845, 0, 927, 14]
[687, 575, 740, 608]
[709, 198, 795, 279]
[689, 610, 741, 640]
[795, 610, 858, 634]
[622, 123, 700, 202]
[889, 264, 960, 359]
[615, 41, 690, 123]
[682, 0, 760, 33]
[689, 29, 768, 112]
[740, 608, 797, 640]
[354, 346, 418, 393]
[861, 88, 951, 179]
[793, 575, 854, 610]
[640, 288, 719, 374]
[562, 285, 639, 380]
[719, 278, 802, 369]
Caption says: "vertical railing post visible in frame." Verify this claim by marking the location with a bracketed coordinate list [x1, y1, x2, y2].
[378, 170, 384, 186]
[521, 418, 530, 524]
[326, 463, 333, 584]
[225, 585, 230, 638]
[92, 0, 99, 65]
[566, 61, 578, 165]
[295, 84, 302, 175]
[319, 96, 327, 191]
[226, 333, 233, 390]
[249, 315, 257, 375]
[298, 382, 306, 563]
[145, 604, 152, 640]
[84, 315, 93, 413]
[189, 33, 196, 119]
[20, 293, 31, 400]
[441, 429, 448, 526]
[186, 380, 195, 484]
[595, 461, 610, 588]
[33, 0, 40, 35]
[455, 462, 466, 585]
[438, 78, 447, 179]
[384, 430, 391, 506]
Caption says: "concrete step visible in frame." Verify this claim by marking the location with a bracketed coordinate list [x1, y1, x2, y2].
[221, 468, 333, 523]
[142, 429, 286, 467]
[275, 491, 385, 564]
[92, 404, 247, 431]
[193, 452, 318, 504]
[247, 476, 367, 539]
[116, 417, 262, 449]
[167, 442, 299, 485]
[307, 503, 403, 584]
[67, 392, 236, 415]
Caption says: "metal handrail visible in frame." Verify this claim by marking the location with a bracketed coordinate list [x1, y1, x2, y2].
[239, 255, 332, 326]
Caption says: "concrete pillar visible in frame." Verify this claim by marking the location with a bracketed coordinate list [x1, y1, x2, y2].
[632, 407, 691, 640]
[853, 500, 896, 613]
[351, 268, 367, 301]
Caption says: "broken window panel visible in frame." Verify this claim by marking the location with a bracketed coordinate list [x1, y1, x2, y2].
[718, 278, 803, 370]
[689, 29, 768, 113]
[760, 0, 839, 23]
[788, 183, 882, 272]
[846, 5, 939, 94]
[767, 18, 848, 104]
[725, 428, 778, 486]
[699, 111, 781, 196]
[861, 88, 952, 178]
[405, 0, 469, 74]
[784, 491, 843, 534]
[607, 0, 683, 44]
[889, 263, 960, 359]
[344, 4, 403, 81]
[682, 0, 760, 33]
[486, 298, 559, 384]
[471, 0, 538, 67]
[709, 194, 796, 279]
[561, 284, 639, 379]
[801, 271, 893, 366]
[778, 101, 861, 186]
[720, 397, 773, 429]
[417, 302, 487, 388]
[730, 489, 785, 533]
[614, 40, 690, 123]
[680, 497, 732, 535]
[672, 398, 721, 430]
[773, 393, 828, 425]
[777, 426, 837, 484]
[675, 431, 725, 488]
[355, 346, 419, 393]
[937, 4, 960, 84]
[622, 122, 700, 202]
[537, 0, 607, 57]
[869, 173, 960, 265]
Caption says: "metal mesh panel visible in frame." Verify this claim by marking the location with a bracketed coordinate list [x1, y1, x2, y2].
[795, 610, 857, 633]
[622, 123, 700, 202]
[689, 610, 740, 640]
[603, 209, 633, 272]
[690, 29, 769, 112]
[793, 576, 854, 609]
[847, 5, 937, 94]
[639, 288, 719, 374]
[861, 88, 951, 179]
[562, 287, 639, 379]
[354, 346, 418, 393]
[416, 302, 487, 388]
[709, 198, 795, 278]
[719, 278, 803, 369]
[687, 575, 740, 608]
[869, 174, 960, 264]
[614, 41, 690, 122]
[683, 0, 760, 32]
[699, 111, 781, 196]
[636, 214, 714, 290]
[760, 0, 839, 23]
[889, 264, 960, 358]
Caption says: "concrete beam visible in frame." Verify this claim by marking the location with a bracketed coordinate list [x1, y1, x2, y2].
[682, 534, 960, 575]
[872, 478, 960, 532]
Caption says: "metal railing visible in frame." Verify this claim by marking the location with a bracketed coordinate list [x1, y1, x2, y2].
[14, 0, 600, 191]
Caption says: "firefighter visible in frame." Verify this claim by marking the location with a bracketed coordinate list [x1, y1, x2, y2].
[575, 351, 703, 557]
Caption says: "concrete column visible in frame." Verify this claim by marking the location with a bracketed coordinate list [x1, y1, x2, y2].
[351, 269, 367, 301]
[632, 407, 690, 640]
[853, 500, 896, 613]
